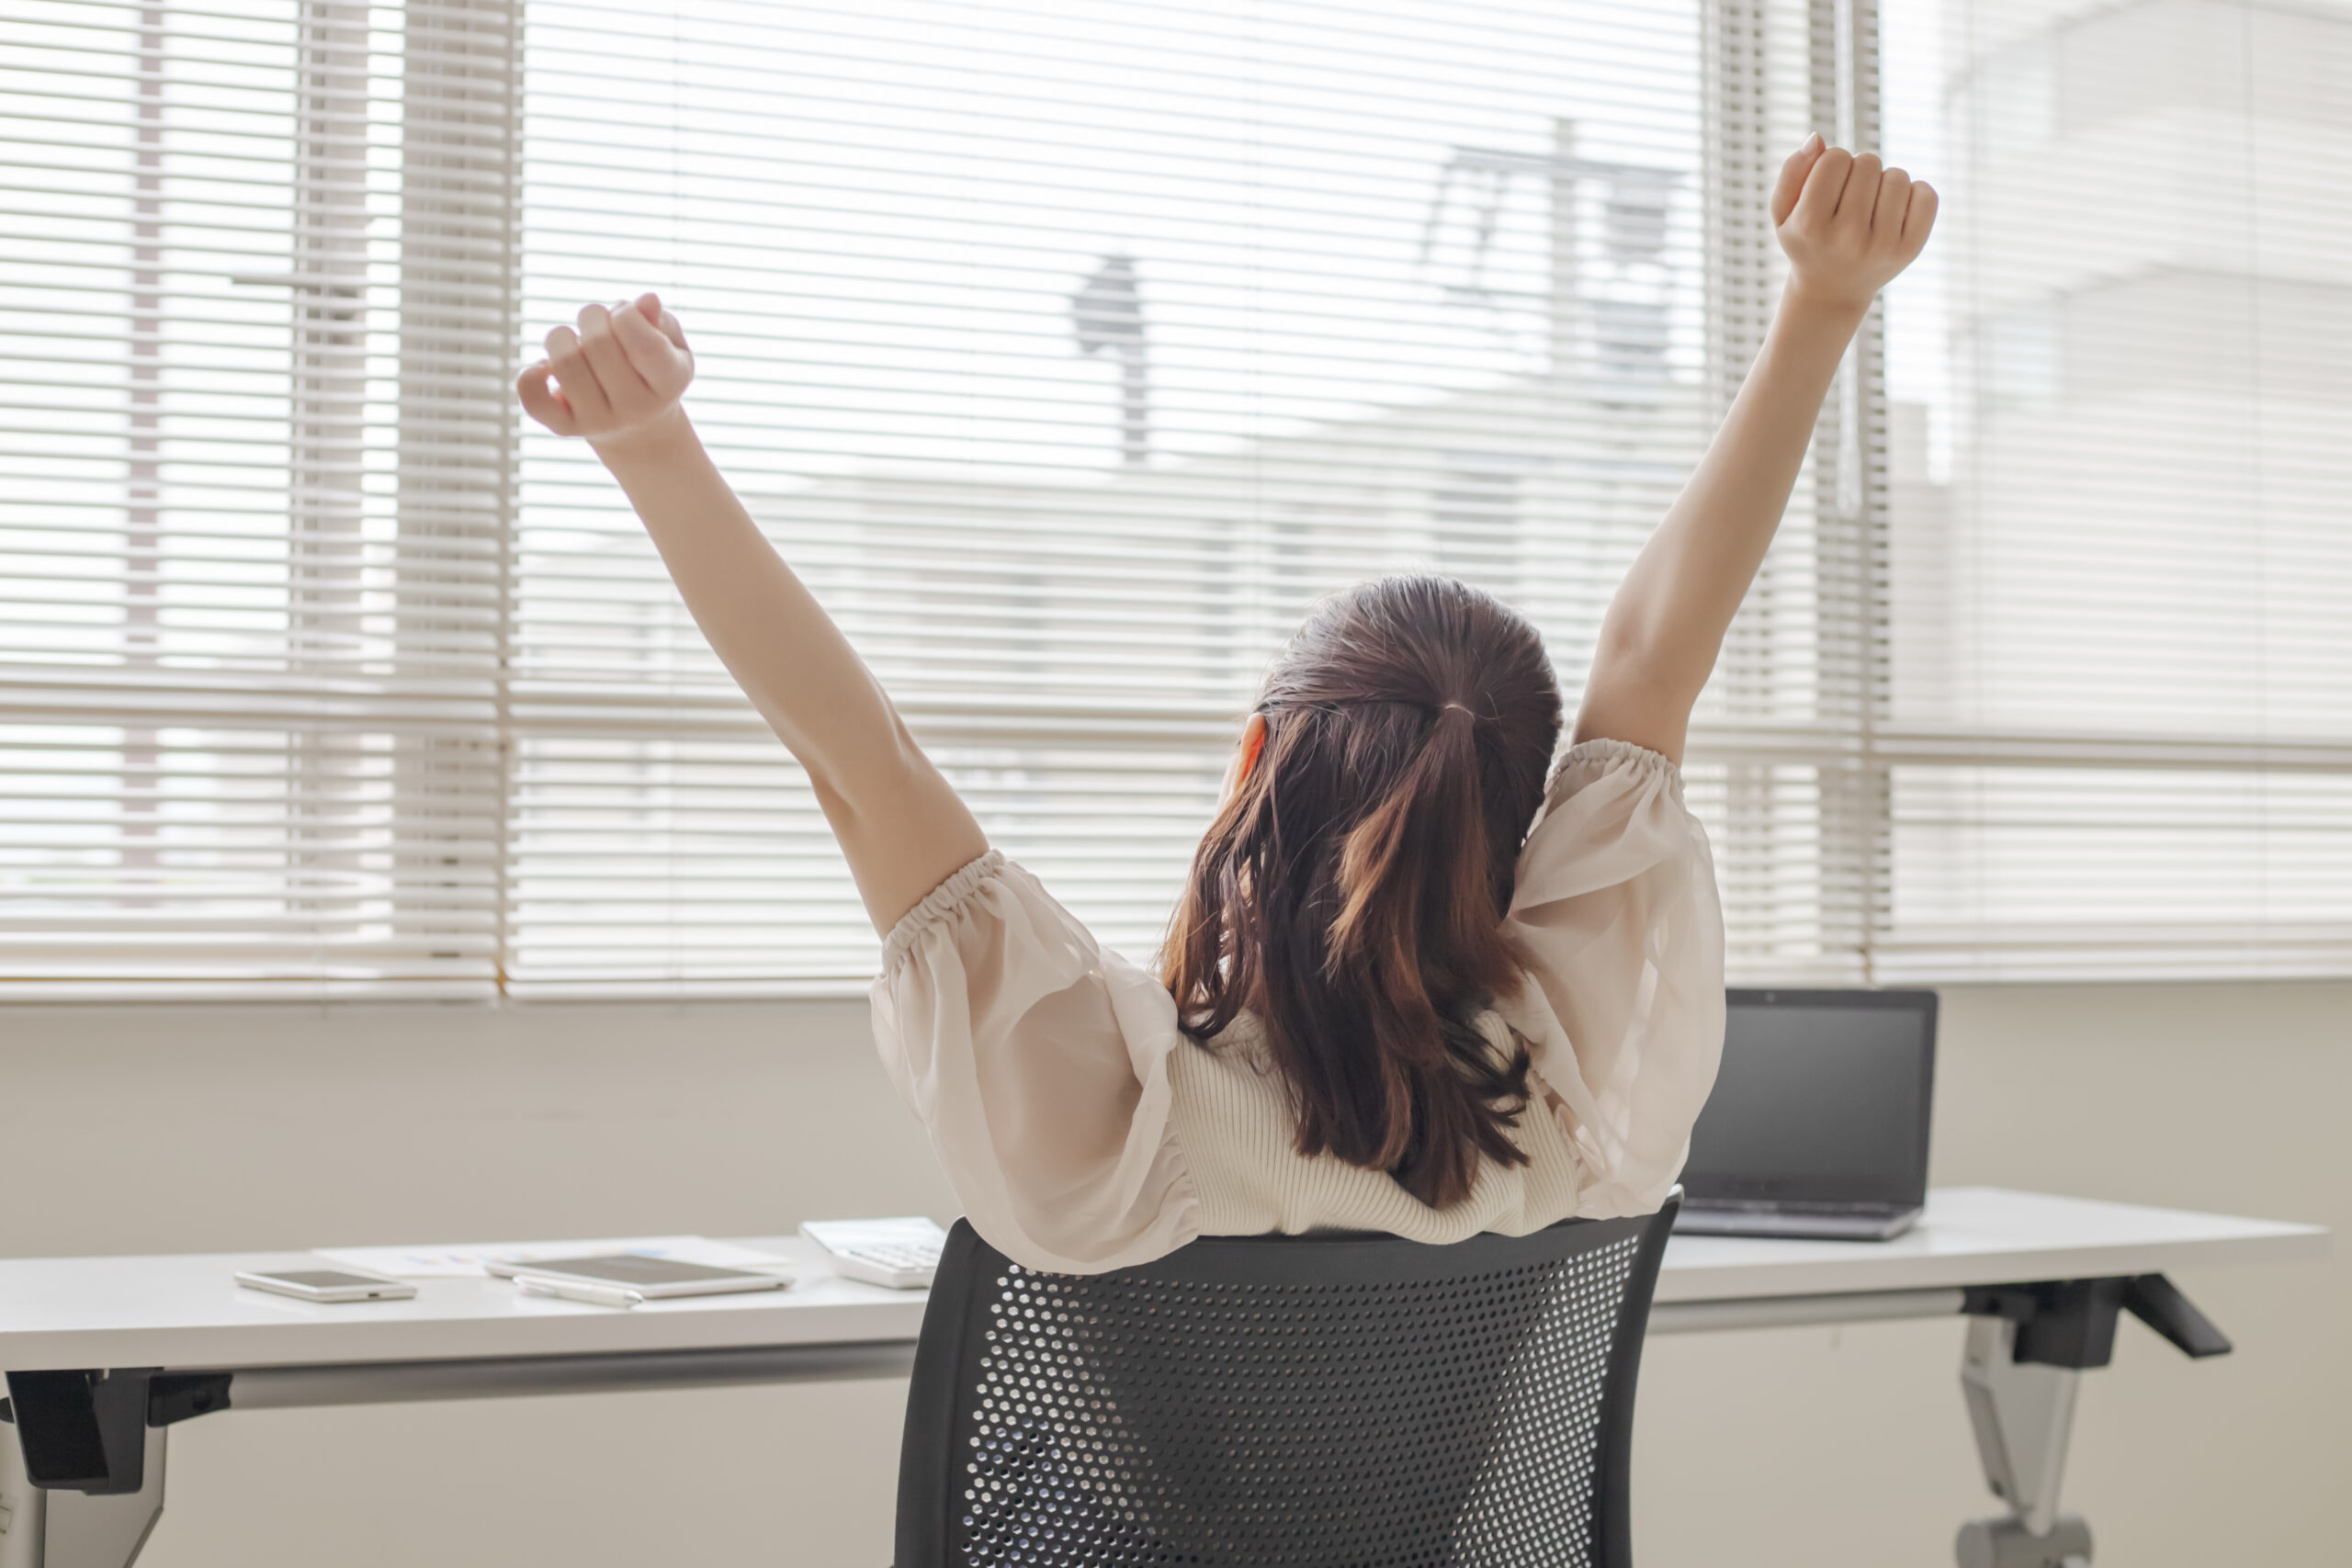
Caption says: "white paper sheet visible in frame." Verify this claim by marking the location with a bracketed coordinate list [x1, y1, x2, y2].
[311, 1235, 792, 1280]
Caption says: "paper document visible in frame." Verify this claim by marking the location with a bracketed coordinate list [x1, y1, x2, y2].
[312, 1235, 791, 1280]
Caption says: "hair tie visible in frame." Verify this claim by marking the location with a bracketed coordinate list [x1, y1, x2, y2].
[1438, 701, 1476, 719]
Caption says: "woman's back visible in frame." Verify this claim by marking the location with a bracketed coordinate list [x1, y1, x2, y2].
[872, 736, 1722, 1273]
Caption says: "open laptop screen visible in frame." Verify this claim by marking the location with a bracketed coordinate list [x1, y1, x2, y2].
[1679, 989, 1939, 1209]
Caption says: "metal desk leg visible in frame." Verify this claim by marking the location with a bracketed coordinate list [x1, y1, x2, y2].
[1, 1409, 167, 1568]
[1957, 1317, 2093, 1568]
[1952, 1269, 2233, 1568]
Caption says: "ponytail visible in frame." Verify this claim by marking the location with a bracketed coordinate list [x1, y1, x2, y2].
[1331, 703, 1484, 968]
[1163, 577, 1562, 1209]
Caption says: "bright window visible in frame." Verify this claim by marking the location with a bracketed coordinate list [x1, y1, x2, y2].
[5, 0, 2346, 998]
[1875, 0, 2352, 978]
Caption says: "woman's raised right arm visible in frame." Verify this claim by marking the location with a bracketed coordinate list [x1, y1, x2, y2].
[517, 294, 987, 933]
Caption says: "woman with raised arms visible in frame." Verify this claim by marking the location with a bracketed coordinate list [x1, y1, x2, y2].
[518, 135, 1934, 1272]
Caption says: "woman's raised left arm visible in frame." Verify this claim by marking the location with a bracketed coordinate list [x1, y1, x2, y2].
[1572, 137, 1936, 764]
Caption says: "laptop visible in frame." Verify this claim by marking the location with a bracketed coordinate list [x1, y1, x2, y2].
[1673, 988, 1939, 1242]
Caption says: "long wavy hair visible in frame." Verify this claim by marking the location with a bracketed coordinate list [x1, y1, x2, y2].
[1161, 575, 1565, 1208]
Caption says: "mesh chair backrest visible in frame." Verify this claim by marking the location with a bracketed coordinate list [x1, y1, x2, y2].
[895, 1198, 1678, 1568]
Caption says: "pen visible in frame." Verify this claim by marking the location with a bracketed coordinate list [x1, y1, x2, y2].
[514, 1274, 645, 1309]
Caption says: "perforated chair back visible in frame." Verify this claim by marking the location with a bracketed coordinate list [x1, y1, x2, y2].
[893, 1193, 1679, 1568]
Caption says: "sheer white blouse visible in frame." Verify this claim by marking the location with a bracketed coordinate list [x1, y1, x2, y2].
[868, 738, 1726, 1274]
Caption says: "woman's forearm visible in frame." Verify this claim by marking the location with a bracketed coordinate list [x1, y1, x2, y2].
[1571, 287, 1864, 760]
[1573, 138, 1935, 764]
[590, 409, 987, 933]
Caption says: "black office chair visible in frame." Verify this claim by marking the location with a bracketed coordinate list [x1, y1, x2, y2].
[893, 1191, 1679, 1568]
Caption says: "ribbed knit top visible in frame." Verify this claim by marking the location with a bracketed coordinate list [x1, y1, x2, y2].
[869, 739, 1725, 1275]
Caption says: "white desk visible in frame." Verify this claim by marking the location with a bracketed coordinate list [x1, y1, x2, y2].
[1651, 1184, 2323, 1326]
[0, 1188, 2324, 1568]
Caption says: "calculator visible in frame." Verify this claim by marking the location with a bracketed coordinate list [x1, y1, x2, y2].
[801, 1216, 948, 1290]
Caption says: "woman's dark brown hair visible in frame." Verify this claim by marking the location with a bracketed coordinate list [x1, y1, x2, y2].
[1162, 575, 1565, 1208]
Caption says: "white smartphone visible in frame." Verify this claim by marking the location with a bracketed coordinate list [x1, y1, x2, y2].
[235, 1268, 418, 1303]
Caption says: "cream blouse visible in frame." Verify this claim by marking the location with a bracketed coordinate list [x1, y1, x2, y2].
[868, 738, 1726, 1275]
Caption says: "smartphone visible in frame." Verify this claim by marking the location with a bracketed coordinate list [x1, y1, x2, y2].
[234, 1268, 418, 1303]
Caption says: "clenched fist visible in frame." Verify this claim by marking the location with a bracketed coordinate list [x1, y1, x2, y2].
[517, 291, 695, 445]
[1770, 134, 1937, 313]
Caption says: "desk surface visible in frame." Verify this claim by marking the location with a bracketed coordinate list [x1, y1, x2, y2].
[0, 1187, 2323, 1374]
[1651, 1185, 2324, 1303]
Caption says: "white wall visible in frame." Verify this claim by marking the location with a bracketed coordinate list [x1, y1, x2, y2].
[1, 982, 2341, 1567]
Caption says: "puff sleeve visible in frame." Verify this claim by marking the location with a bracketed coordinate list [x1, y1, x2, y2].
[868, 850, 1200, 1273]
[1494, 739, 1728, 1219]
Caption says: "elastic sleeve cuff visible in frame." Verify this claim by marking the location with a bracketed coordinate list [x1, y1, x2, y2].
[879, 848, 1008, 970]
[1547, 737, 1685, 800]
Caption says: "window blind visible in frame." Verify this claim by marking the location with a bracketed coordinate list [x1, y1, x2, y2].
[0, 0, 519, 998]
[1873, 0, 2352, 979]
[507, 0, 1867, 993]
[19, 0, 2336, 999]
